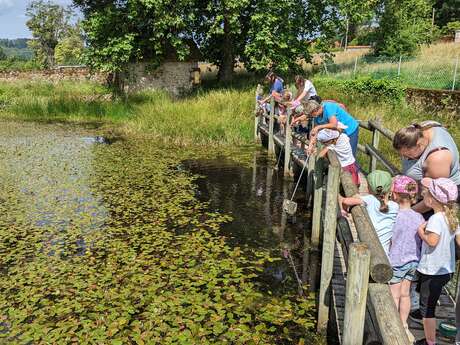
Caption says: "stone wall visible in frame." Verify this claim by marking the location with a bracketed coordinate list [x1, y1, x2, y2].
[0, 66, 107, 84]
[405, 88, 460, 116]
[122, 61, 198, 96]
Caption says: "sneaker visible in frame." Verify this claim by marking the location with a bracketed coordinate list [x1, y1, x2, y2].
[409, 309, 423, 325]
[403, 324, 415, 343]
[413, 339, 437, 345]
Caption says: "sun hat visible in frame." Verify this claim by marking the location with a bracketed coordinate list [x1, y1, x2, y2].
[421, 177, 458, 204]
[367, 170, 392, 194]
[293, 104, 304, 114]
[303, 100, 321, 115]
[317, 129, 340, 143]
[392, 175, 418, 195]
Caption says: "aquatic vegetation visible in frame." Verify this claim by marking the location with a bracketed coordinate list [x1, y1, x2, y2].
[0, 122, 319, 344]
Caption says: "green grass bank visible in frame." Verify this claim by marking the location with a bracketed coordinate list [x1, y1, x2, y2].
[0, 77, 458, 151]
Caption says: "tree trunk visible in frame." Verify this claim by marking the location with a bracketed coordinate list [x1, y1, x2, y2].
[218, 9, 234, 83]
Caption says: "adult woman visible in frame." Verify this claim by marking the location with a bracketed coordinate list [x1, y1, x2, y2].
[292, 75, 321, 104]
[393, 121, 460, 213]
[303, 100, 360, 157]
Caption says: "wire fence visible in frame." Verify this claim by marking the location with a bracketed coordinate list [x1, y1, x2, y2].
[320, 54, 460, 91]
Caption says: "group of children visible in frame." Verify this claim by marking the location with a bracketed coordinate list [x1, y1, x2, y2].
[257, 72, 460, 344]
[340, 170, 460, 345]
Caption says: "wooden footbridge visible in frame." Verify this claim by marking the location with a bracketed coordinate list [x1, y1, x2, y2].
[254, 87, 456, 345]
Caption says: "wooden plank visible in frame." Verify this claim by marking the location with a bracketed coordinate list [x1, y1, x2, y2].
[254, 84, 262, 142]
[368, 283, 411, 345]
[369, 125, 380, 172]
[317, 154, 341, 333]
[365, 144, 401, 176]
[343, 243, 370, 345]
[340, 171, 393, 283]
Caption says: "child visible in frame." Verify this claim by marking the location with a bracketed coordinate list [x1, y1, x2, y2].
[277, 91, 293, 133]
[316, 129, 360, 186]
[290, 104, 309, 135]
[388, 175, 424, 343]
[414, 177, 460, 345]
[340, 170, 399, 254]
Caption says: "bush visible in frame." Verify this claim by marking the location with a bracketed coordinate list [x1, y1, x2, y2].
[314, 76, 406, 101]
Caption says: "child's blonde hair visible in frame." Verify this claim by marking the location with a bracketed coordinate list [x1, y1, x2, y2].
[443, 201, 459, 233]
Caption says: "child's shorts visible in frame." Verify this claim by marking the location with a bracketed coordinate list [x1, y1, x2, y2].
[389, 261, 418, 284]
[342, 162, 360, 186]
[416, 272, 452, 318]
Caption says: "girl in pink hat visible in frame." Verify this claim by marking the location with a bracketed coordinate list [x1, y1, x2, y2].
[388, 175, 424, 343]
[414, 177, 460, 345]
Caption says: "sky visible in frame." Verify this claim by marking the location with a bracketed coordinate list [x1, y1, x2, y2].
[0, 0, 77, 39]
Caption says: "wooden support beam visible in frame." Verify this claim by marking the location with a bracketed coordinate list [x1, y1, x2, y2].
[317, 152, 341, 333]
[368, 283, 411, 345]
[365, 144, 401, 176]
[369, 122, 380, 172]
[340, 172, 393, 283]
[284, 108, 293, 178]
[310, 155, 323, 249]
[268, 98, 275, 156]
[343, 243, 370, 345]
[369, 120, 395, 141]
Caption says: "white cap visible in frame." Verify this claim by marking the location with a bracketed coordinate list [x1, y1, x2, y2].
[317, 129, 340, 143]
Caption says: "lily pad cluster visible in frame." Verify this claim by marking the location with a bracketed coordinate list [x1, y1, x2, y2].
[0, 122, 319, 344]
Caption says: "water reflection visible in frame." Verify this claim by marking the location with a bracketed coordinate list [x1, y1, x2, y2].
[183, 150, 317, 295]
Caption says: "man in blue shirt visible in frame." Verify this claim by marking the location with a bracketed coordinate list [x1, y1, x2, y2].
[304, 100, 360, 157]
[258, 71, 284, 114]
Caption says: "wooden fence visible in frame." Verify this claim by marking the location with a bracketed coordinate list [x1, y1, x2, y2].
[254, 86, 411, 345]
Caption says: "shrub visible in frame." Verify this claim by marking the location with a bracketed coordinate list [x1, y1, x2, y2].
[314, 76, 406, 101]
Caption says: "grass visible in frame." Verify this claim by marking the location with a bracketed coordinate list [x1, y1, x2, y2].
[0, 79, 256, 146]
[0, 69, 458, 150]
[316, 42, 460, 90]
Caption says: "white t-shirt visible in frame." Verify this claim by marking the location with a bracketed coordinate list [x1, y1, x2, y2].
[327, 134, 355, 167]
[417, 212, 460, 275]
[361, 194, 399, 254]
[303, 80, 317, 98]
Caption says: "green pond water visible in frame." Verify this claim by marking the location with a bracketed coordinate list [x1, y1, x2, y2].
[0, 122, 320, 344]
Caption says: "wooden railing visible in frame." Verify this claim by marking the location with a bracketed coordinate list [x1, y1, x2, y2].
[254, 87, 410, 345]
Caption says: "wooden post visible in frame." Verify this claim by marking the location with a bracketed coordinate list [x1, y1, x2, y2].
[342, 243, 371, 345]
[284, 107, 293, 178]
[369, 119, 380, 172]
[317, 153, 341, 333]
[306, 151, 316, 207]
[268, 98, 275, 157]
[310, 155, 323, 249]
[254, 84, 263, 142]
[368, 284, 411, 345]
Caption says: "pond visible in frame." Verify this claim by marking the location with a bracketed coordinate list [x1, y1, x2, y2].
[0, 121, 321, 344]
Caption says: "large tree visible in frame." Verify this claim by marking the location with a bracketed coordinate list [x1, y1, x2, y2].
[434, 0, 460, 28]
[373, 0, 432, 57]
[26, 0, 73, 67]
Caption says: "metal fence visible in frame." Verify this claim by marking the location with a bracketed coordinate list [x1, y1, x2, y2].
[320, 54, 460, 91]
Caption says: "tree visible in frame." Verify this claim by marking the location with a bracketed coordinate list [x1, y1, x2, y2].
[26, 0, 73, 67]
[55, 23, 85, 65]
[373, 0, 432, 57]
[434, 0, 460, 28]
[0, 47, 7, 61]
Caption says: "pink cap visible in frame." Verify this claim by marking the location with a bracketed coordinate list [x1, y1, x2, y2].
[392, 175, 418, 195]
[421, 177, 458, 204]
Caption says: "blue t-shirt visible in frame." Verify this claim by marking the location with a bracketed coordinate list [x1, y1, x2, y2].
[314, 102, 358, 136]
[270, 78, 284, 95]
[361, 194, 399, 255]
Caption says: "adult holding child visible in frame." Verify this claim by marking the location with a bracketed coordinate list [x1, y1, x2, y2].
[303, 100, 360, 157]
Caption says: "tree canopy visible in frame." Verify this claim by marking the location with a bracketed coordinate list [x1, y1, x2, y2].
[26, 0, 73, 67]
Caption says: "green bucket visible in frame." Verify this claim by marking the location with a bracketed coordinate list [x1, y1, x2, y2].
[439, 321, 456, 338]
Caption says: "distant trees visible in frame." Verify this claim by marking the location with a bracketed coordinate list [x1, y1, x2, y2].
[26, 0, 73, 67]
[0, 47, 7, 61]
